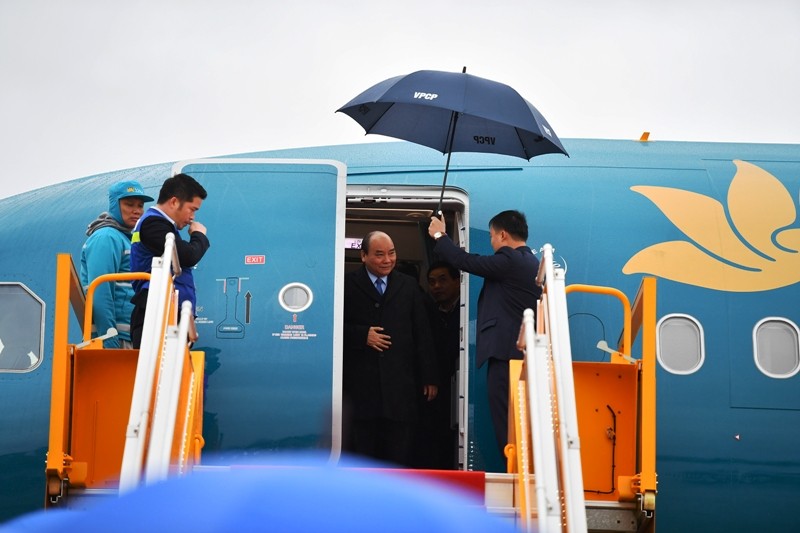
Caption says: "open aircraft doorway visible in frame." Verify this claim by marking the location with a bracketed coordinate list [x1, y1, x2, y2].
[345, 185, 470, 470]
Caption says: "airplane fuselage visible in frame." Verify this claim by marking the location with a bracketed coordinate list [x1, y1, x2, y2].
[0, 139, 798, 530]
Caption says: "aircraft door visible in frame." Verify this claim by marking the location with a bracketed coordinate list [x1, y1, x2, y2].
[174, 159, 345, 460]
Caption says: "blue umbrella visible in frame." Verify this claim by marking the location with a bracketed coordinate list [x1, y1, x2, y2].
[337, 68, 568, 212]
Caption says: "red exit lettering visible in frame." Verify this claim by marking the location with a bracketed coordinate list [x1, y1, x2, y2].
[245, 255, 266, 264]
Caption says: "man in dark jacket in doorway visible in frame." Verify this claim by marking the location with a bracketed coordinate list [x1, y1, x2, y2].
[343, 231, 438, 467]
[428, 210, 541, 461]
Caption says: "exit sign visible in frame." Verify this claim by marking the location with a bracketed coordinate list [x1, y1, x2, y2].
[245, 255, 265, 265]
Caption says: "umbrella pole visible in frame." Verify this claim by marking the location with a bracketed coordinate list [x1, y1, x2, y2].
[437, 111, 459, 216]
[437, 152, 454, 216]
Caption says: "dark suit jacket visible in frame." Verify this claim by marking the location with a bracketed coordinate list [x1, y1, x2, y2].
[434, 236, 541, 368]
[343, 266, 437, 422]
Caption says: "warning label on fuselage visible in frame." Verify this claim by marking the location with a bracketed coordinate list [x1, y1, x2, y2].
[272, 324, 317, 341]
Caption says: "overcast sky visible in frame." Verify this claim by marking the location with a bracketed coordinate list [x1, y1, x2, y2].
[1, 0, 798, 199]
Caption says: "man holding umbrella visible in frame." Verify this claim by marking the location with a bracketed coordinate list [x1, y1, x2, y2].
[428, 210, 541, 460]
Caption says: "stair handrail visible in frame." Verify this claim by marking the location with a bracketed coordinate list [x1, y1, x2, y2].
[564, 284, 631, 360]
[118, 233, 180, 494]
[518, 307, 560, 532]
[82, 272, 151, 344]
[144, 300, 193, 485]
[539, 243, 587, 533]
[519, 243, 587, 532]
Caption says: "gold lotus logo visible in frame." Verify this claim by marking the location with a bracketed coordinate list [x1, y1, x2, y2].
[623, 160, 800, 292]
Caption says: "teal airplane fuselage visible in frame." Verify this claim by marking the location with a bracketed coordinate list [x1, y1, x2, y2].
[0, 138, 798, 530]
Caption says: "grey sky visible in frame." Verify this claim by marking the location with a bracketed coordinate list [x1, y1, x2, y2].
[1, 0, 798, 199]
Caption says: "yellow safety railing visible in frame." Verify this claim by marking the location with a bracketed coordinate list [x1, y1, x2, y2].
[82, 272, 152, 343]
[565, 284, 632, 361]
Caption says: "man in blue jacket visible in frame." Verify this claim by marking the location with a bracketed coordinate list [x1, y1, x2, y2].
[428, 210, 541, 460]
[130, 173, 209, 348]
[80, 180, 154, 348]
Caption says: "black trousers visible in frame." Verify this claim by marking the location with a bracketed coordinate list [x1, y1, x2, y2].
[129, 289, 148, 349]
[487, 357, 511, 459]
[130, 304, 145, 349]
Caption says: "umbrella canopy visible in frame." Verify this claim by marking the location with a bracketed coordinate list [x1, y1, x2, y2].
[337, 68, 568, 211]
[337, 69, 568, 159]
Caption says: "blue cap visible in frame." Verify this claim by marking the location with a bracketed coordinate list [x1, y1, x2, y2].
[110, 180, 154, 202]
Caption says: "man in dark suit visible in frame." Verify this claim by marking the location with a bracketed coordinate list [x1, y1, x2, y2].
[343, 231, 438, 467]
[428, 210, 541, 460]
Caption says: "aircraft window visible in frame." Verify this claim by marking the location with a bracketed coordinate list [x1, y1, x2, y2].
[278, 282, 313, 313]
[0, 283, 45, 372]
[753, 318, 800, 379]
[656, 314, 704, 375]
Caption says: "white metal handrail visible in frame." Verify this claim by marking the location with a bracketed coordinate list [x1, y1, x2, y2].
[520, 309, 560, 531]
[540, 243, 587, 532]
[522, 243, 587, 532]
[144, 300, 193, 485]
[119, 234, 180, 494]
[522, 308, 560, 532]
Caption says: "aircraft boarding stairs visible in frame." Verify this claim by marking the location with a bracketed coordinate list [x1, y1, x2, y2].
[44, 239, 656, 533]
[488, 244, 657, 532]
[46, 233, 205, 508]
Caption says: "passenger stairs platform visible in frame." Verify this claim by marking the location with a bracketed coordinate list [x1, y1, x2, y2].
[46, 234, 205, 504]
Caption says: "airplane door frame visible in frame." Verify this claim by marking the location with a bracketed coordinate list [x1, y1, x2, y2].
[452, 208, 470, 469]
[345, 184, 470, 469]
